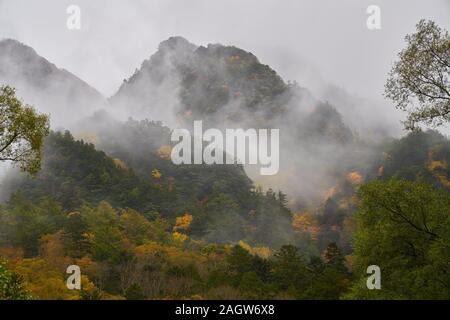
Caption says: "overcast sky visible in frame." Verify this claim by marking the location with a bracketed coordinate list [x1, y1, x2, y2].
[1, 0, 449, 99]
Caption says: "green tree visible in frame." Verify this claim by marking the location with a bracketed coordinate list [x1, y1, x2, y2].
[83, 201, 130, 264]
[324, 242, 347, 273]
[385, 20, 450, 130]
[271, 245, 310, 296]
[0, 85, 49, 174]
[124, 283, 145, 300]
[0, 260, 32, 300]
[0, 194, 64, 256]
[349, 178, 450, 299]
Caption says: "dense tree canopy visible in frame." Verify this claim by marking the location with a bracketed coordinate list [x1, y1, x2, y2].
[348, 178, 450, 299]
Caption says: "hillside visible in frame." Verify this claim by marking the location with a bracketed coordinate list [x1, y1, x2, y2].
[0, 39, 105, 126]
[108, 37, 360, 207]
[2, 125, 312, 250]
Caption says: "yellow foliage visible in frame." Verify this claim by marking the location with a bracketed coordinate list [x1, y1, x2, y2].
[134, 242, 205, 265]
[292, 212, 319, 241]
[238, 240, 252, 252]
[172, 231, 188, 243]
[151, 169, 162, 179]
[80, 275, 98, 295]
[173, 214, 193, 231]
[435, 173, 450, 187]
[133, 242, 162, 257]
[157, 145, 172, 160]
[252, 247, 271, 259]
[428, 160, 450, 186]
[429, 160, 447, 170]
[292, 213, 312, 230]
[113, 158, 128, 170]
[238, 240, 272, 259]
[14, 258, 79, 300]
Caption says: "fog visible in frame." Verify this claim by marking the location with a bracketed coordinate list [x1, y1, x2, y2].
[0, 0, 448, 99]
[1, 0, 449, 207]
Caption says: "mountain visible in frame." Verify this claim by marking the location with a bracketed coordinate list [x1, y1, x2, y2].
[0, 39, 105, 127]
[107, 37, 365, 207]
[109, 37, 197, 125]
[109, 37, 318, 129]
[0, 36, 365, 208]
[109, 37, 358, 147]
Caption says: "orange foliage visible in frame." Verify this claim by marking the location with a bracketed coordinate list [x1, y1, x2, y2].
[0, 246, 24, 262]
[323, 186, 337, 200]
[173, 214, 193, 232]
[39, 232, 71, 270]
[346, 171, 363, 185]
[292, 212, 320, 241]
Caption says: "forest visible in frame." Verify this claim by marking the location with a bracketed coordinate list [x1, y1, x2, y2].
[0, 19, 449, 300]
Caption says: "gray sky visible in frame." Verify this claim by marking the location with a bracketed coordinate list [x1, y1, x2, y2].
[1, 0, 449, 99]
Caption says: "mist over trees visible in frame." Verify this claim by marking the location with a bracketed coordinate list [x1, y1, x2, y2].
[0, 19, 449, 300]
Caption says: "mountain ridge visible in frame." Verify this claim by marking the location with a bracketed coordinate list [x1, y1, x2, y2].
[0, 38, 105, 127]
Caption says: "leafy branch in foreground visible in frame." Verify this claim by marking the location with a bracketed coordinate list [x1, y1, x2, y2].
[0, 85, 50, 174]
[385, 20, 450, 130]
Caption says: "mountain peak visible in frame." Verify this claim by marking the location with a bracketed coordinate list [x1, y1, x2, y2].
[158, 36, 197, 52]
[109, 36, 290, 126]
